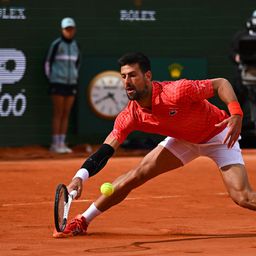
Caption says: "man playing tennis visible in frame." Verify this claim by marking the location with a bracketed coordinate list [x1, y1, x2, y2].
[53, 52, 256, 238]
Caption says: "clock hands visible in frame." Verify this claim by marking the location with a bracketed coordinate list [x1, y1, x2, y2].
[108, 92, 121, 112]
[94, 94, 111, 104]
[94, 92, 121, 112]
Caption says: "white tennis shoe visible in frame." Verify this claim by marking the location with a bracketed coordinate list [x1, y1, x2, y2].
[50, 144, 72, 154]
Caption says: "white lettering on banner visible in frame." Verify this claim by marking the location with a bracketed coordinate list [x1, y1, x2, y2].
[0, 7, 26, 20]
[0, 92, 27, 117]
[120, 10, 156, 21]
[0, 49, 26, 92]
[0, 48, 27, 117]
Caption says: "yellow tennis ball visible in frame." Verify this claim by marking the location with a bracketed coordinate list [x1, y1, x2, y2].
[100, 182, 114, 196]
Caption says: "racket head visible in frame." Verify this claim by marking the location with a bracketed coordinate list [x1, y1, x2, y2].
[54, 184, 69, 232]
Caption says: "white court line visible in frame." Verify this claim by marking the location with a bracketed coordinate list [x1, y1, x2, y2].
[1, 193, 228, 207]
[1, 195, 181, 207]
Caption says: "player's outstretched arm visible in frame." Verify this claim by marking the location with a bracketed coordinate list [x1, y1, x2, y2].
[211, 78, 239, 105]
[67, 134, 120, 198]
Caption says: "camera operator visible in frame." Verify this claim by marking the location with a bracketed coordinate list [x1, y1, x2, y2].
[230, 10, 256, 132]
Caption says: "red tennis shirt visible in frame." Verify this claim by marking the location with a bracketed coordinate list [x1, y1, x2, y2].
[110, 79, 229, 144]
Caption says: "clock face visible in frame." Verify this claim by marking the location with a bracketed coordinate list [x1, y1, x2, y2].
[88, 71, 128, 120]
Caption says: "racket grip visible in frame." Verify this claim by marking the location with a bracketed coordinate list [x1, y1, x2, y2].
[69, 190, 78, 199]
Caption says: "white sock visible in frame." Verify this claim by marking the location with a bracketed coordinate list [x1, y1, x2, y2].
[59, 134, 66, 146]
[82, 203, 102, 224]
[52, 135, 59, 146]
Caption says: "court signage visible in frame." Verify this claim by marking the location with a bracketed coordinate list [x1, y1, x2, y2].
[120, 10, 156, 21]
[0, 7, 26, 20]
[0, 48, 27, 117]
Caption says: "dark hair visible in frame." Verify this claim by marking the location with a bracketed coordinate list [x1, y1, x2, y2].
[118, 52, 151, 73]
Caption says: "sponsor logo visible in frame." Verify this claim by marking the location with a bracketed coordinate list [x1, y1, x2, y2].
[0, 48, 27, 117]
[120, 10, 156, 22]
[168, 63, 184, 79]
[0, 49, 26, 91]
[120, 0, 156, 22]
[0, 91, 26, 117]
[169, 109, 178, 116]
[0, 7, 26, 20]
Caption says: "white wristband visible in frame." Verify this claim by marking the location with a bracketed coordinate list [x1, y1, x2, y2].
[73, 168, 89, 182]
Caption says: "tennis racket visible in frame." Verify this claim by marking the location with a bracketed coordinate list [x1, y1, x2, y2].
[54, 183, 77, 232]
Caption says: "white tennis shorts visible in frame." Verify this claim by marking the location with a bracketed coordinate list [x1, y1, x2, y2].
[159, 128, 244, 168]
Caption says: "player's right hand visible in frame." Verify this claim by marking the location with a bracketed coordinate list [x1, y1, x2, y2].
[67, 177, 83, 199]
[215, 114, 242, 148]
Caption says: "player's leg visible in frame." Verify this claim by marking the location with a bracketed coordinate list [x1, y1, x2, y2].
[55, 138, 198, 237]
[220, 164, 256, 210]
[87, 137, 198, 221]
[201, 128, 256, 210]
[94, 144, 183, 212]
[54, 144, 184, 237]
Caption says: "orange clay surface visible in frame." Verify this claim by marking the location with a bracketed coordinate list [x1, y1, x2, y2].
[1, 146, 256, 256]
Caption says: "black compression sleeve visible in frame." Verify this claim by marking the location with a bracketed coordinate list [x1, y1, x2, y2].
[81, 144, 115, 177]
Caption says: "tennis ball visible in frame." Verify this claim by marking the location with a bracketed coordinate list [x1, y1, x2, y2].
[100, 182, 114, 196]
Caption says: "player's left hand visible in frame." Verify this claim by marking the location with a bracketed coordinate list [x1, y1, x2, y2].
[215, 115, 242, 148]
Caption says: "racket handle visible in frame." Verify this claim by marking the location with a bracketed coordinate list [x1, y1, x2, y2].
[69, 190, 78, 199]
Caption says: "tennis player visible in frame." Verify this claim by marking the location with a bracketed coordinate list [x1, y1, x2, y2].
[53, 52, 256, 238]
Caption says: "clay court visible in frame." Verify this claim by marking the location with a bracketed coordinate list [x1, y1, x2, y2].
[1, 147, 256, 256]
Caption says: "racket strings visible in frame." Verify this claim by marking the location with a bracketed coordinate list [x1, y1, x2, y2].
[57, 187, 67, 230]
[54, 184, 75, 232]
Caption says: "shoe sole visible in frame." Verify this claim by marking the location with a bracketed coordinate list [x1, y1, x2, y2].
[53, 232, 73, 238]
[52, 230, 87, 238]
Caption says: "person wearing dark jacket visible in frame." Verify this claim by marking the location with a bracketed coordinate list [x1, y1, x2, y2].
[230, 10, 256, 130]
[45, 17, 81, 153]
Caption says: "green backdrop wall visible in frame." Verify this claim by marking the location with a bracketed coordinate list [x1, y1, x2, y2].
[0, 0, 255, 146]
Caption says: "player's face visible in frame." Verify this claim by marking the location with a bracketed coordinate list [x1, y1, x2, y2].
[62, 27, 76, 40]
[120, 63, 152, 101]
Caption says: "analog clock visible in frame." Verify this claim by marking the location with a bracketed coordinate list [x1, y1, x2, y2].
[88, 70, 128, 120]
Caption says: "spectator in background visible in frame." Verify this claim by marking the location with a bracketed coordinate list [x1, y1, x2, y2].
[230, 10, 256, 130]
[45, 17, 81, 153]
